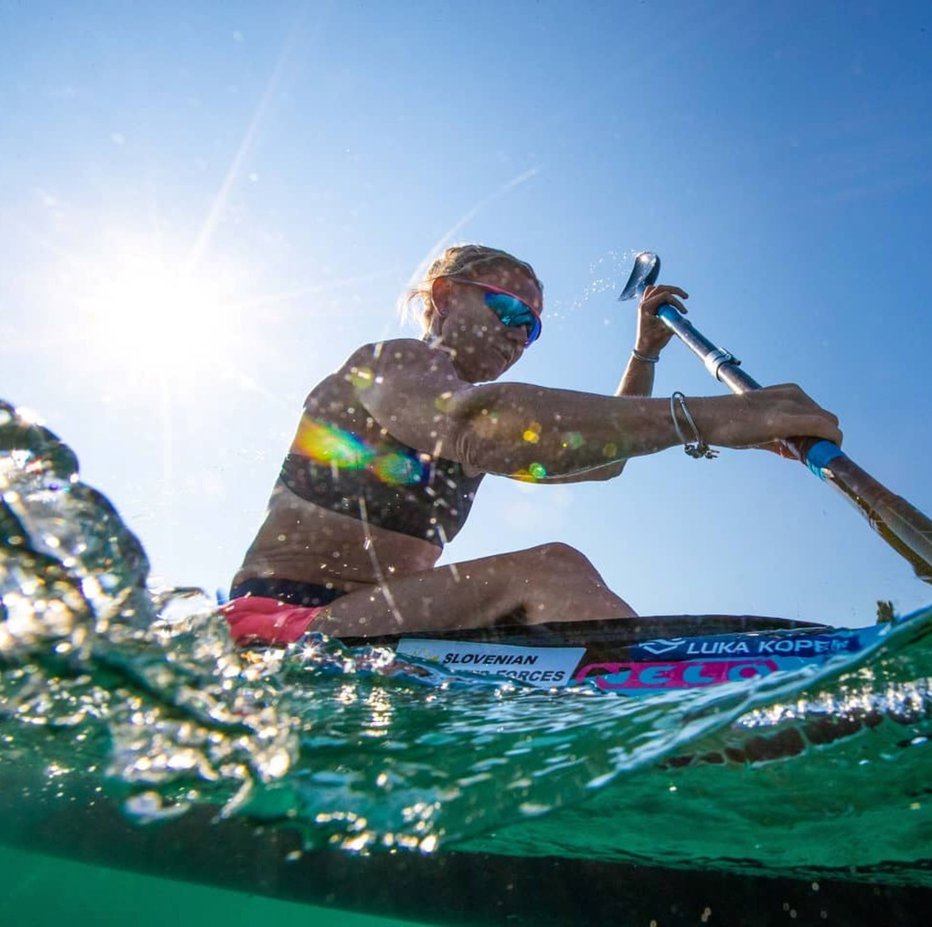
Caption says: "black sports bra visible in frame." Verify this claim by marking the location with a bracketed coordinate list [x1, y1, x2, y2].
[278, 420, 484, 547]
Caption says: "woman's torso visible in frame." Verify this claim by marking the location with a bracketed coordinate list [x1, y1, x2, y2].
[233, 342, 483, 592]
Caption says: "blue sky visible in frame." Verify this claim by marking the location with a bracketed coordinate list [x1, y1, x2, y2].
[2, 0, 931, 626]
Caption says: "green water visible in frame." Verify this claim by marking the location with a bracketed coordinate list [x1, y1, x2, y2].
[0, 845, 429, 927]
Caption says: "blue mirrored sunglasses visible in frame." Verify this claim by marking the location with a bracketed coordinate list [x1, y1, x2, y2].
[447, 277, 543, 346]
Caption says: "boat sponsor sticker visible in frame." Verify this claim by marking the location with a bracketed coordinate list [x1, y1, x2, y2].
[574, 657, 792, 692]
[630, 628, 873, 661]
[396, 638, 585, 689]
[573, 626, 886, 694]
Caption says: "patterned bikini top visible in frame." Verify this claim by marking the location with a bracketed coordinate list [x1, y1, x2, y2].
[278, 415, 484, 547]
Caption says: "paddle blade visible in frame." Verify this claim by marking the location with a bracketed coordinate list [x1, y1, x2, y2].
[619, 251, 661, 301]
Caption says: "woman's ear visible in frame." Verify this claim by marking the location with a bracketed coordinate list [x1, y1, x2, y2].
[430, 276, 452, 317]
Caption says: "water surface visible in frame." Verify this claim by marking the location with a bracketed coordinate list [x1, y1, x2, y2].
[2, 400, 931, 925]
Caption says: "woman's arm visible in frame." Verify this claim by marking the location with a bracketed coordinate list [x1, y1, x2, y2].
[356, 340, 842, 481]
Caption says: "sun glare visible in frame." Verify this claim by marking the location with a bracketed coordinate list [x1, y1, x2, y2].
[53, 235, 257, 391]
[88, 256, 224, 369]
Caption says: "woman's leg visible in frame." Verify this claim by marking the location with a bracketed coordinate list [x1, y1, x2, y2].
[320, 542, 636, 637]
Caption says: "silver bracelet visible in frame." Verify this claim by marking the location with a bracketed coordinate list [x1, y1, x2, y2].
[670, 391, 718, 459]
[631, 349, 660, 364]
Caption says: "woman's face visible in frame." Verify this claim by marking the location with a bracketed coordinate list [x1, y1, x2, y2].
[435, 263, 543, 383]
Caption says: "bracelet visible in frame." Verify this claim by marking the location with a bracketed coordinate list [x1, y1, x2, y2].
[670, 391, 718, 460]
[631, 349, 660, 364]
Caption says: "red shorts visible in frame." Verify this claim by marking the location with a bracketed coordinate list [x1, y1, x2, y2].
[222, 595, 325, 646]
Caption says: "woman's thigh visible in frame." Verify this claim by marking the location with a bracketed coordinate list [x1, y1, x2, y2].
[320, 542, 636, 637]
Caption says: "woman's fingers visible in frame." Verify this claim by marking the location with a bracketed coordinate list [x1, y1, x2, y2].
[644, 284, 688, 299]
[641, 284, 689, 315]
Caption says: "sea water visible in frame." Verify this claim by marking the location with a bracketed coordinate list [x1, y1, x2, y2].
[2, 399, 931, 925]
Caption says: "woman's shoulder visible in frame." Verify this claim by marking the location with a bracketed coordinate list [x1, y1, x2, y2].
[305, 339, 451, 405]
[344, 338, 455, 374]
[352, 336, 433, 358]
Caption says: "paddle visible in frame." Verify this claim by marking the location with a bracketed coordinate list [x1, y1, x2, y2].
[620, 251, 932, 584]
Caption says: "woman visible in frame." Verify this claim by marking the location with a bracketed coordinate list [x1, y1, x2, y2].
[225, 245, 841, 644]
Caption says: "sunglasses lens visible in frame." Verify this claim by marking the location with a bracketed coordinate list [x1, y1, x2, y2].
[484, 293, 541, 344]
[525, 316, 542, 345]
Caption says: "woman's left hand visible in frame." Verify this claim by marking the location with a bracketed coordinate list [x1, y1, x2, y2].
[635, 283, 688, 358]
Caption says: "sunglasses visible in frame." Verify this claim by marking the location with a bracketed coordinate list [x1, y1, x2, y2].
[446, 277, 543, 346]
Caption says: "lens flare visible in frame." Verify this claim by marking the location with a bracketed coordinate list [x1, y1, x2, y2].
[292, 418, 430, 486]
[293, 418, 373, 469]
[370, 451, 429, 487]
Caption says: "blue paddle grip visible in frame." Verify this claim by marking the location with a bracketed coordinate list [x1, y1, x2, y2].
[804, 440, 845, 479]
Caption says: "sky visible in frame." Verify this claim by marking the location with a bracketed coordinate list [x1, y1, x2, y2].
[2, 0, 931, 628]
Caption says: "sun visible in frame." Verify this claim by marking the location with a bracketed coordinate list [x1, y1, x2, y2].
[89, 257, 223, 356]
[54, 234, 257, 391]
[80, 252, 237, 377]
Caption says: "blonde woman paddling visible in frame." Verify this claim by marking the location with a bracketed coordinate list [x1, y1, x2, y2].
[226, 245, 841, 644]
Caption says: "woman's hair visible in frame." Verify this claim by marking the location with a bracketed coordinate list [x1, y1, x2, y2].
[402, 244, 542, 334]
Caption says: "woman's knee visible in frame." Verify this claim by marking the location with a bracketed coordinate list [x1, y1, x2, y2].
[526, 542, 598, 575]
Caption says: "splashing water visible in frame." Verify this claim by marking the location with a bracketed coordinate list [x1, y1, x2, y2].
[1, 399, 931, 887]
[549, 249, 642, 323]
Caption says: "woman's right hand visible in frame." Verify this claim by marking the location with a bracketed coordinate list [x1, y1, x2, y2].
[695, 384, 843, 454]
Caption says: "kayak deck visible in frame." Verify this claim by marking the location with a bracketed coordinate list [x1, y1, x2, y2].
[342, 614, 881, 693]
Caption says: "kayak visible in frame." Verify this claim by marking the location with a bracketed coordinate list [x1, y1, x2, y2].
[339, 612, 913, 768]
[344, 612, 882, 693]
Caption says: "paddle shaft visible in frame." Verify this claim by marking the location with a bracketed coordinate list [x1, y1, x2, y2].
[656, 304, 932, 584]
